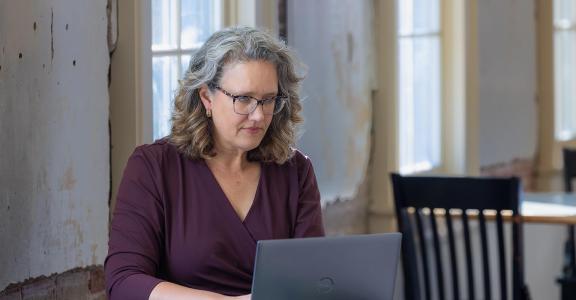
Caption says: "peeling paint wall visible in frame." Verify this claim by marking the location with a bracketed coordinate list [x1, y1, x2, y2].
[287, 0, 374, 204]
[0, 0, 109, 291]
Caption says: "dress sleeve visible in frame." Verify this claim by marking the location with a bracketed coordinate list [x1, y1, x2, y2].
[104, 148, 165, 300]
[293, 156, 325, 238]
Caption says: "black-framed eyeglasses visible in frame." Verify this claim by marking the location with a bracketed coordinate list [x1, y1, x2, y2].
[208, 83, 287, 115]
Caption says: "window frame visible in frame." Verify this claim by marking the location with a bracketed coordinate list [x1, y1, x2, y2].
[369, 0, 472, 231]
[393, 0, 469, 176]
[150, 0, 224, 140]
[536, 0, 576, 180]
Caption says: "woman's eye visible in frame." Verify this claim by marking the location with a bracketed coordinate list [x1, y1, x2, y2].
[262, 98, 275, 104]
[235, 96, 252, 103]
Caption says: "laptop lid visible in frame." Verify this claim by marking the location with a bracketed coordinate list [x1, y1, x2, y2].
[251, 233, 402, 300]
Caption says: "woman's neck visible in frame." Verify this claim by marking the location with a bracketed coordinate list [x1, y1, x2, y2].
[207, 148, 255, 173]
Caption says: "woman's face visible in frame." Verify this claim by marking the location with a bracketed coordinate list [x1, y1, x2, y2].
[200, 60, 278, 156]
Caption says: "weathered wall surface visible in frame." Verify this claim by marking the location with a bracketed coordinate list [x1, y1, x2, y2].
[286, 0, 375, 235]
[287, 0, 374, 205]
[0, 0, 110, 292]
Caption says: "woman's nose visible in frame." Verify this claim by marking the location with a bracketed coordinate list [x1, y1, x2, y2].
[249, 104, 265, 121]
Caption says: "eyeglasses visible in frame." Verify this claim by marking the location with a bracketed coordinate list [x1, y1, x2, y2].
[209, 83, 287, 115]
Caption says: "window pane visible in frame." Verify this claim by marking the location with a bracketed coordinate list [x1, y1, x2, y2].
[554, 0, 576, 24]
[152, 0, 179, 51]
[398, 0, 441, 36]
[181, 0, 220, 49]
[153, 56, 180, 140]
[181, 54, 191, 76]
[554, 30, 576, 141]
[398, 36, 442, 174]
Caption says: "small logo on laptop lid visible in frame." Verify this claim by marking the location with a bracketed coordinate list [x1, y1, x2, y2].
[316, 277, 335, 294]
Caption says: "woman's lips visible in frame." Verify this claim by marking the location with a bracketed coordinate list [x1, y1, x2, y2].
[242, 127, 263, 134]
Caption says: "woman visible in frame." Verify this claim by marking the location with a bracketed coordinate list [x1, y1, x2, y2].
[104, 26, 325, 300]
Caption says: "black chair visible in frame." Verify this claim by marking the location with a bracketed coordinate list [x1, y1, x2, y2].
[563, 148, 576, 193]
[558, 148, 576, 299]
[390, 173, 530, 300]
[562, 148, 576, 277]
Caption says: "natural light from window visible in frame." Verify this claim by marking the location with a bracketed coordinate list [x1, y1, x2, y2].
[151, 0, 222, 140]
[397, 0, 442, 174]
[554, 0, 576, 141]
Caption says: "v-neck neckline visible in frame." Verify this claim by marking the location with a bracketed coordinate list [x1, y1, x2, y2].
[202, 159, 264, 224]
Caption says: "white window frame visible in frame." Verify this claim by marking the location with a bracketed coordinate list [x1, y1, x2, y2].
[138, 0, 223, 144]
[536, 0, 576, 177]
[370, 0, 470, 231]
[150, 0, 224, 140]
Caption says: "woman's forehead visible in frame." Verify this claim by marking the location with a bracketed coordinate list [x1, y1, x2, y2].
[219, 60, 278, 93]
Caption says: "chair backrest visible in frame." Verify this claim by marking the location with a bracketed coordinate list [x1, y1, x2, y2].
[563, 148, 576, 192]
[390, 173, 525, 300]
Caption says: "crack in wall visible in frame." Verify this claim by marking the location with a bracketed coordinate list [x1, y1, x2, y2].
[50, 8, 54, 63]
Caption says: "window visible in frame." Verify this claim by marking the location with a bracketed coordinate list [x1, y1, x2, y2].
[554, 0, 576, 141]
[151, 0, 223, 140]
[397, 0, 442, 174]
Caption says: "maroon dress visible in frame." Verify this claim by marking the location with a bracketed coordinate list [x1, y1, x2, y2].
[104, 140, 325, 300]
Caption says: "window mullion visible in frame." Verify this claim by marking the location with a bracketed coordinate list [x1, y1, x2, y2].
[399, 30, 441, 38]
[153, 49, 195, 56]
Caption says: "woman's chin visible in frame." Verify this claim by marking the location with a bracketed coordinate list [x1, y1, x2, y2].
[241, 142, 263, 153]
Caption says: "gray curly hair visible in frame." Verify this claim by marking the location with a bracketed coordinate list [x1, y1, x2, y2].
[168, 26, 305, 164]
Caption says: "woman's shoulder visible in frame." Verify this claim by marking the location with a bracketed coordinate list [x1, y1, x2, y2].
[276, 148, 314, 175]
[133, 138, 177, 157]
[286, 148, 312, 165]
[129, 138, 183, 170]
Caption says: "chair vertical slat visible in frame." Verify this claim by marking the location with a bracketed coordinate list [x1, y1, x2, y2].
[429, 210, 445, 300]
[496, 211, 508, 300]
[479, 210, 492, 300]
[445, 210, 460, 300]
[415, 209, 432, 300]
[563, 149, 576, 300]
[563, 148, 575, 193]
[462, 211, 476, 300]
[401, 209, 421, 300]
[512, 213, 522, 300]
[569, 225, 576, 275]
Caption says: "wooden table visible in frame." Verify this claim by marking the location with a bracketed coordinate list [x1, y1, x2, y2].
[420, 192, 576, 223]
[521, 192, 576, 224]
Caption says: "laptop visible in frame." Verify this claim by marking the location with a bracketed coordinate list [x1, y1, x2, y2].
[251, 233, 402, 300]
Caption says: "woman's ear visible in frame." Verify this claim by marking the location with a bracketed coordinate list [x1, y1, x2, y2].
[198, 84, 213, 112]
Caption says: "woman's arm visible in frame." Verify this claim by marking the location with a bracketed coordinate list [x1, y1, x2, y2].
[105, 148, 167, 300]
[149, 282, 250, 300]
[293, 154, 325, 238]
